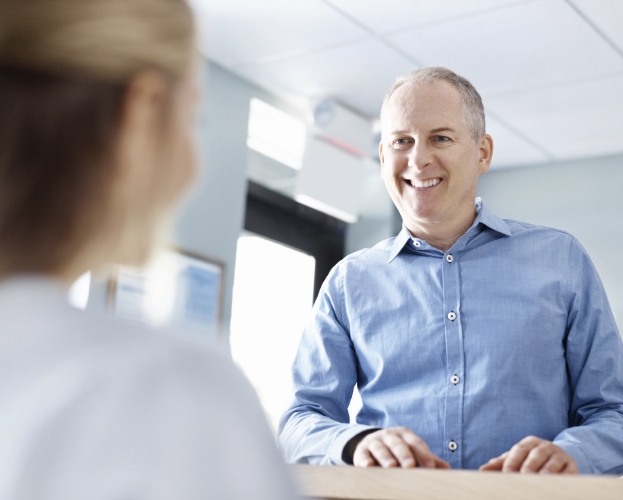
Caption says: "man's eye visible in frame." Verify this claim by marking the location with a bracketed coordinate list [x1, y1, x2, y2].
[432, 135, 451, 143]
[392, 138, 412, 149]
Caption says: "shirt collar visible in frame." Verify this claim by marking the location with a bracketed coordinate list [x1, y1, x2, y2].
[474, 197, 512, 238]
[388, 198, 512, 262]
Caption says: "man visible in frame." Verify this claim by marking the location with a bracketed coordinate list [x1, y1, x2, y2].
[278, 67, 623, 474]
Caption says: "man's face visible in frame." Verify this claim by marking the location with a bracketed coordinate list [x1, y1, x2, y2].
[379, 80, 492, 237]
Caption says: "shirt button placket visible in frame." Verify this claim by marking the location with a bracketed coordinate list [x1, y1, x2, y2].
[442, 250, 463, 468]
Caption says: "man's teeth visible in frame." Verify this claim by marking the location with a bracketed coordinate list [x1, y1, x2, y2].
[411, 178, 441, 188]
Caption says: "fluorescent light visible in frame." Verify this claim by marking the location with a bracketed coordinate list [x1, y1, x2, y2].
[247, 98, 307, 170]
[295, 194, 358, 223]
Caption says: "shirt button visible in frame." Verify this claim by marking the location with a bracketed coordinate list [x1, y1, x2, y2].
[447, 311, 457, 321]
[448, 440, 458, 452]
[413, 240, 421, 247]
[445, 254, 454, 263]
[450, 374, 460, 385]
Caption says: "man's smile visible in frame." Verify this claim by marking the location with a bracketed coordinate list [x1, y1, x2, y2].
[406, 178, 442, 189]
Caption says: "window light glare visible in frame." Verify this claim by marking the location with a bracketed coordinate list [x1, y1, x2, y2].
[68, 271, 91, 310]
[247, 98, 306, 170]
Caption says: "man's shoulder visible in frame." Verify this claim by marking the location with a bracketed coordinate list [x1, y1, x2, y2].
[501, 218, 576, 241]
[340, 236, 397, 264]
[491, 218, 590, 260]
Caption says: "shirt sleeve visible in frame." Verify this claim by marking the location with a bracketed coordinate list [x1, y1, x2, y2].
[553, 236, 623, 475]
[277, 264, 377, 465]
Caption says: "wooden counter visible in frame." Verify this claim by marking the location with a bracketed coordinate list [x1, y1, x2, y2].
[292, 464, 622, 500]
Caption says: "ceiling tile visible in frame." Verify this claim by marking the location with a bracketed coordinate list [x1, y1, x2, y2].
[234, 39, 415, 118]
[386, 0, 623, 95]
[189, 0, 369, 68]
[485, 114, 552, 169]
[570, 0, 623, 53]
[486, 73, 623, 161]
[325, 0, 531, 35]
[192, 0, 623, 172]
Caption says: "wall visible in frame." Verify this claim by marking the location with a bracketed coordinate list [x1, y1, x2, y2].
[89, 61, 622, 341]
[478, 153, 623, 331]
[172, 61, 252, 335]
[88, 61, 297, 340]
[345, 158, 398, 255]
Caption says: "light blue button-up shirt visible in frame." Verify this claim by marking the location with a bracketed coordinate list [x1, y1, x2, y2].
[278, 199, 623, 474]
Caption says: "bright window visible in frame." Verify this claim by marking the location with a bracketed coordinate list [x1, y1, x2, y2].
[230, 233, 315, 433]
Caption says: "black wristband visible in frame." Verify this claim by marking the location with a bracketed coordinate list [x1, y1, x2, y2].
[342, 428, 379, 464]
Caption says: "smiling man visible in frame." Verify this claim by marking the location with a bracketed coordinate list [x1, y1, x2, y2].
[278, 67, 623, 475]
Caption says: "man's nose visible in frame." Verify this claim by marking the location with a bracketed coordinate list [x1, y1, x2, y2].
[407, 140, 433, 170]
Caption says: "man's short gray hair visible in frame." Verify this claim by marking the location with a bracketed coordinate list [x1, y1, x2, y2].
[380, 66, 486, 143]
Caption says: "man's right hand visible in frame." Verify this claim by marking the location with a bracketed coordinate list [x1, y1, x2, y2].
[352, 427, 451, 469]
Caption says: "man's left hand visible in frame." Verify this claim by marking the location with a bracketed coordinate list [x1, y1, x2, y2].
[479, 436, 578, 474]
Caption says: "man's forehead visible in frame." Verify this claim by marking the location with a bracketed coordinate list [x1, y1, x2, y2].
[391, 80, 460, 106]
[381, 81, 463, 130]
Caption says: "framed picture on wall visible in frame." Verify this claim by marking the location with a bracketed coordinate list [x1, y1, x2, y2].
[109, 247, 224, 336]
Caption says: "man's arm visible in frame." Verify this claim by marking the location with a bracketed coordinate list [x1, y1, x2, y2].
[482, 237, 623, 475]
[278, 266, 377, 464]
[278, 265, 449, 469]
[550, 237, 623, 474]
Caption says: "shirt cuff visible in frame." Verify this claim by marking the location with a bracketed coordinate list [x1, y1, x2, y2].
[554, 440, 593, 474]
[327, 424, 379, 465]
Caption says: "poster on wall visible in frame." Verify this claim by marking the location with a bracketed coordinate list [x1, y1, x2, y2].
[110, 247, 224, 336]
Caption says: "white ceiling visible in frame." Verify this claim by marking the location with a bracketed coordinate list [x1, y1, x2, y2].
[189, 0, 623, 170]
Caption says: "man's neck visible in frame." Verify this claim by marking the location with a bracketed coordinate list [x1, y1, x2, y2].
[407, 210, 478, 252]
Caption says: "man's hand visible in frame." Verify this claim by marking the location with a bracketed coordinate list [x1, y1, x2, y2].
[352, 427, 451, 469]
[479, 436, 578, 474]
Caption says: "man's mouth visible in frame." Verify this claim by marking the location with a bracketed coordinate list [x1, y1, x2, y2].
[407, 178, 442, 188]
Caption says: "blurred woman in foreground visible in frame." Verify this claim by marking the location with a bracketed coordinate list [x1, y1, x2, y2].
[0, 0, 298, 498]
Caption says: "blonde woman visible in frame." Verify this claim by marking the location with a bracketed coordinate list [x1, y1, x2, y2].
[0, 0, 299, 498]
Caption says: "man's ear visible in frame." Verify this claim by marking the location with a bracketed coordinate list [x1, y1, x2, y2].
[378, 141, 385, 172]
[477, 133, 494, 174]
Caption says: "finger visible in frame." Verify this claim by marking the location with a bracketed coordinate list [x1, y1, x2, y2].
[518, 441, 579, 475]
[561, 458, 579, 475]
[379, 432, 418, 468]
[432, 456, 452, 469]
[538, 452, 579, 475]
[502, 438, 540, 473]
[353, 446, 379, 468]
[354, 431, 397, 468]
[534, 452, 566, 474]
[479, 453, 508, 471]
[519, 443, 552, 473]
[355, 430, 408, 468]
[400, 431, 449, 468]
[366, 438, 403, 468]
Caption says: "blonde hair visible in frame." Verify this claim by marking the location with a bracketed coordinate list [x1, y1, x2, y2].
[0, 0, 195, 277]
[0, 0, 194, 81]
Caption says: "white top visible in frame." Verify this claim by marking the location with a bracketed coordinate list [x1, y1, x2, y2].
[0, 277, 300, 500]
